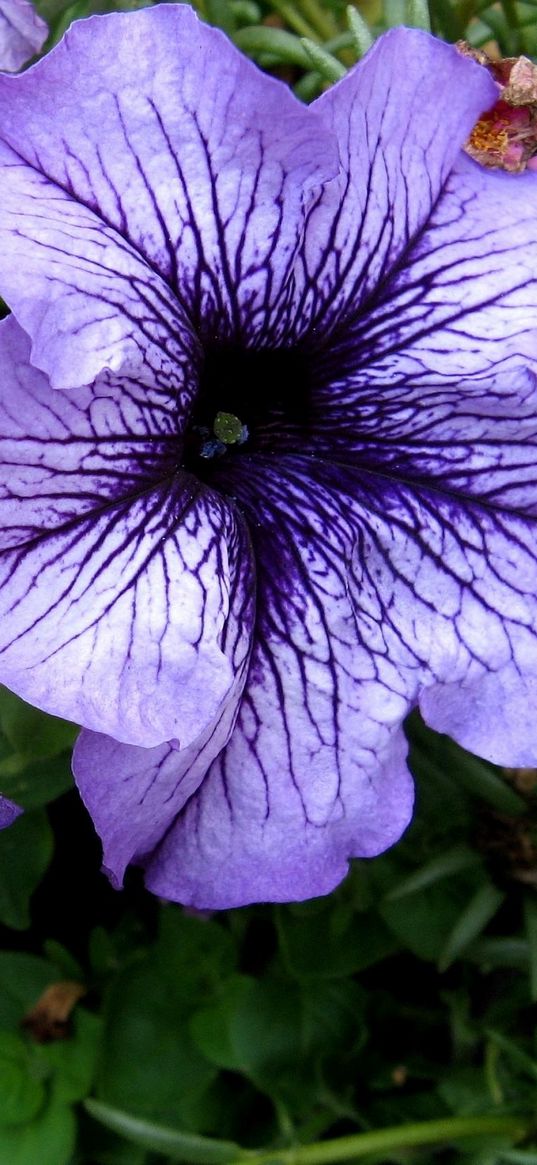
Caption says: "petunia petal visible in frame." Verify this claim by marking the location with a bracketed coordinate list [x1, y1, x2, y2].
[321, 157, 537, 393]
[142, 456, 537, 908]
[0, 0, 46, 72]
[292, 27, 498, 342]
[0, 4, 338, 387]
[0, 795, 22, 827]
[0, 146, 201, 391]
[0, 317, 254, 747]
[142, 459, 414, 907]
[72, 632, 249, 891]
[350, 477, 537, 766]
[305, 362, 537, 515]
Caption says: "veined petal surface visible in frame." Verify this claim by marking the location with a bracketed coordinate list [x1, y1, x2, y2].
[0, 317, 254, 747]
[317, 158, 537, 393]
[0, 0, 46, 72]
[305, 361, 537, 511]
[292, 29, 498, 340]
[0, 4, 338, 388]
[73, 630, 250, 890]
[0, 150, 202, 392]
[140, 456, 537, 908]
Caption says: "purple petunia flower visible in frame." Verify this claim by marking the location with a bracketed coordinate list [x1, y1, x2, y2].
[0, 7, 535, 907]
[0, 0, 46, 72]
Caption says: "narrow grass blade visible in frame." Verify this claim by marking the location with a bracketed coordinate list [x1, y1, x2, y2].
[439, 883, 505, 971]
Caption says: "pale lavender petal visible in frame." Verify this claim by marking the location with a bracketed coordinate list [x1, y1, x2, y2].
[0, 795, 22, 826]
[0, 5, 337, 388]
[0, 0, 46, 72]
[292, 28, 497, 341]
[0, 317, 254, 746]
[72, 603, 250, 889]
[146, 724, 411, 908]
[143, 460, 415, 907]
[0, 149, 200, 391]
[328, 158, 537, 391]
[143, 456, 537, 908]
[306, 363, 537, 515]
[351, 478, 537, 766]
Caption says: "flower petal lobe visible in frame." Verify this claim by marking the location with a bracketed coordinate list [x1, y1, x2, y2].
[0, 318, 254, 748]
[0, 0, 46, 72]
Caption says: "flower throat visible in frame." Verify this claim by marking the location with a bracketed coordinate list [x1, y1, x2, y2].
[182, 344, 312, 474]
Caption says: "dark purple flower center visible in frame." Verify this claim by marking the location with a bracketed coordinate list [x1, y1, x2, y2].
[182, 343, 312, 476]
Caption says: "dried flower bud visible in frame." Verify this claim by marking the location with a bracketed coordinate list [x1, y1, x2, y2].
[459, 42, 537, 171]
[22, 981, 86, 1043]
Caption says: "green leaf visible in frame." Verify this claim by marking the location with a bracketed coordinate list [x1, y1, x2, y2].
[523, 896, 537, 1002]
[374, 854, 483, 962]
[192, 971, 368, 1115]
[276, 901, 398, 979]
[0, 1099, 75, 1165]
[0, 687, 76, 761]
[229, 0, 262, 24]
[384, 846, 481, 901]
[157, 907, 237, 989]
[0, 810, 53, 929]
[300, 37, 346, 80]
[84, 1100, 244, 1164]
[204, 0, 237, 33]
[384, 0, 407, 23]
[299, 979, 367, 1059]
[438, 1064, 500, 1117]
[346, 5, 373, 55]
[43, 940, 83, 982]
[438, 885, 505, 971]
[96, 912, 222, 1126]
[83, 1114, 529, 1165]
[74, 1109, 149, 1165]
[234, 24, 313, 67]
[407, 717, 526, 817]
[0, 952, 59, 1028]
[190, 974, 301, 1080]
[465, 937, 530, 971]
[39, 1008, 101, 1104]
[0, 752, 73, 809]
[405, 0, 431, 28]
[442, 740, 526, 816]
[0, 1031, 46, 1126]
[486, 1030, 537, 1083]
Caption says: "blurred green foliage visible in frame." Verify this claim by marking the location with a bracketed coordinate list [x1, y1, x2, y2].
[1, 688, 537, 1162]
[4, 0, 537, 1160]
[33, 0, 537, 95]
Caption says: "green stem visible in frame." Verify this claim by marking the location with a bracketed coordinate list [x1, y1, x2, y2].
[87, 1100, 531, 1165]
[236, 1115, 529, 1165]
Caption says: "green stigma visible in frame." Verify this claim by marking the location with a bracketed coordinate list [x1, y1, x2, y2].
[213, 412, 245, 445]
